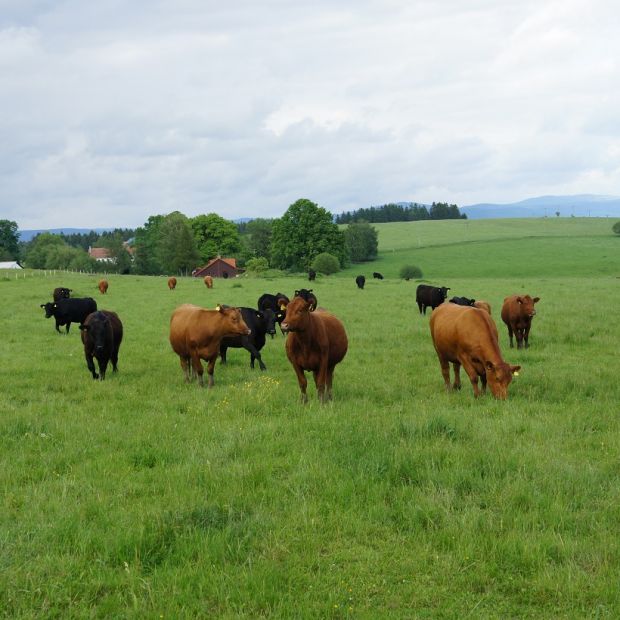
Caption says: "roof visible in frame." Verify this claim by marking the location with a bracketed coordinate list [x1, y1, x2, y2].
[88, 247, 112, 259]
[0, 261, 22, 269]
[204, 257, 237, 269]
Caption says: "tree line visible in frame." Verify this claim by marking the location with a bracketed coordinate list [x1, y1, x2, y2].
[1, 199, 379, 276]
[335, 201, 466, 223]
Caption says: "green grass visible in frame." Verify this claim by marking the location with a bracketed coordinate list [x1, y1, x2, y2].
[2, 218, 620, 617]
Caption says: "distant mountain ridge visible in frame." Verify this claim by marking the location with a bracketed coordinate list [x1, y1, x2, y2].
[18, 227, 113, 242]
[462, 194, 620, 219]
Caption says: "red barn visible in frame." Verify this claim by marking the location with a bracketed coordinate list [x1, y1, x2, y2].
[192, 257, 241, 279]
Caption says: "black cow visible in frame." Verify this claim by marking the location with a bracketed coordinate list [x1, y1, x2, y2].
[416, 285, 450, 315]
[52, 287, 72, 302]
[258, 292, 290, 335]
[79, 310, 123, 380]
[355, 275, 365, 290]
[294, 288, 318, 310]
[40, 297, 97, 333]
[449, 296, 476, 307]
[308, 269, 316, 281]
[220, 307, 275, 370]
[373, 272, 384, 280]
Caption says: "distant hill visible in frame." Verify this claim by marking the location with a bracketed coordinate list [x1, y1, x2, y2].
[462, 195, 620, 219]
[18, 228, 113, 242]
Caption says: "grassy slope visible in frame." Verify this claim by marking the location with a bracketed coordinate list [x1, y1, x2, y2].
[1, 219, 620, 618]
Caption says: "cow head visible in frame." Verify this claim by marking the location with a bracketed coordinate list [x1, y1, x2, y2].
[217, 305, 251, 336]
[260, 308, 277, 336]
[281, 296, 313, 332]
[440, 287, 451, 300]
[80, 313, 109, 352]
[40, 302, 56, 318]
[517, 295, 540, 317]
[485, 361, 521, 400]
[294, 289, 317, 311]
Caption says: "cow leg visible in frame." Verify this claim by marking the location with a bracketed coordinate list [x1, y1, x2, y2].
[85, 353, 99, 380]
[190, 353, 205, 386]
[524, 323, 532, 348]
[439, 358, 452, 391]
[452, 361, 462, 390]
[312, 370, 326, 403]
[111, 346, 119, 372]
[325, 366, 336, 401]
[206, 356, 217, 388]
[66, 322, 71, 334]
[516, 328, 524, 350]
[220, 346, 228, 365]
[480, 373, 487, 394]
[417, 302, 423, 314]
[98, 356, 108, 381]
[461, 360, 481, 397]
[244, 343, 266, 371]
[292, 363, 308, 403]
[179, 356, 191, 382]
[507, 325, 514, 348]
[55, 320, 62, 333]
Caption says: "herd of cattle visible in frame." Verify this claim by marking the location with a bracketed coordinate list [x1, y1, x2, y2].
[38, 277, 539, 401]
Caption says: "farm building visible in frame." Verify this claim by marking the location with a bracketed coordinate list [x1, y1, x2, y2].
[0, 261, 23, 269]
[192, 257, 241, 279]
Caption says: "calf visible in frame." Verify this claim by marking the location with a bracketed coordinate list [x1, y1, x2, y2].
[258, 292, 290, 334]
[98, 279, 108, 294]
[220, 307, 276, 370]
[501, 294, 540, 349]
[355, 275, 365, 289]
[52, 287, 72, 302]
[281, 296, 348, 403]
[204, 275, 213, 289]
[373, 272, 384, 280]
[168, 277, 177, 290]
[449, 296, 476, 307]
[40, 297, 98, 334]
[79, 310, 123, 380]
[430, 303, 520, 399]
[308, 269, 317, 281]
[416, 284, 450, 315]
[169, 304, 250, 387]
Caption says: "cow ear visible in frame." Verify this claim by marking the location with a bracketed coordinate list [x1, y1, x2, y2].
[533, 297, 540, 303]
[517, 297, 523, 304]
[309, 302, 316, 311]
[279, 303, 287, 311]
[40, 304, 45, 308]
[511, 365, 521, 376]
[485, 361, 494, 371]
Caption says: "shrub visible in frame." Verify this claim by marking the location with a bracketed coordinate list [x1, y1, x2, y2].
[613, 221, 620, 235]
[311, 252, 340, 275]
[245, 257, 269, 274]
[400, 265, 423, 280]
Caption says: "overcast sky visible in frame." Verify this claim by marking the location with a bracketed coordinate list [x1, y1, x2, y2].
[1, 0, 619, 229]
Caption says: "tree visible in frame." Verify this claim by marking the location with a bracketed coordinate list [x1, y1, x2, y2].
[344, 221, 378, 262]
[103, 233, 133, 274]
[190, 214, 242, 263]
[613, 221, 620, 235]
[311, 252, 340, 275]
[157, 212, 201, 275]
[133, 215, 165, 275]
[23, 233, 66, 268]
[0, 220, 20, 260]
[400, 265, 423, 280]
[23, 232, 95, 270]
[243, 218, 273, 261]
[245, 257, 269, 274]
[271, 198, 347, 270]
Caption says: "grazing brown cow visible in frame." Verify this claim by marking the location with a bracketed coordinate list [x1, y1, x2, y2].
[501, 294, 540, 349]
[204, 275, 213, 289]
[281, 296, 348, 403]
[168, 277, 177, 290]
[474, 300, 492, 315]
[430, 303, 520, 400]
[98, 279, 109, 294]
[169, 304, 250, 387]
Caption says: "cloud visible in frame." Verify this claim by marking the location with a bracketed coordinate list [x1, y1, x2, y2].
[1, 0, 620, 228]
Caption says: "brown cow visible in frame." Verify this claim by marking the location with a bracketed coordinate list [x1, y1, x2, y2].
[169, 304, 250, 388]
[473, 300, 492, 314]
[52, 287, 72, 302]
[430, 303, 520, 400]
[168, 277, 177, 290]
[98, 279, 109, 294]
[204, 275, 213, 289]
[280, 296, 348, 403]
[501, 294, 540, 349]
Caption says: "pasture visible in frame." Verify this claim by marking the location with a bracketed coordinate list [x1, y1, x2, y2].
[1, 218, 620, 617]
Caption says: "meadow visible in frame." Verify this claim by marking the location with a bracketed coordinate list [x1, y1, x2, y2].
[1, 218, 619, 618]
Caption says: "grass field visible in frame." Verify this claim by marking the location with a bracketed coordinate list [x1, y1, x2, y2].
[1, 218, 620, 617]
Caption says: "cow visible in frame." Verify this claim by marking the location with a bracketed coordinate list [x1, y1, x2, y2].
[98, 279, 108, 294]
[474, 300, 492, 315]
[220, 307, 276, 370]
[416, 284, 450, 315]
[168, 277, 177, 290]
[169, 304, 250, 387]
[79, 310, 123, 380]
[373, 272, 384, 280]
[281, 296, 348, 403]
[449, 296, 476, 307]
[430, 303, 520, 400]
[501, 294, 540, 349]
[308, 269, 317, 281]
[52, 287, 72, 302]
[294, 289, 318, 310]
[204, 275, 213, 289]
[257, 292, 290, 335]
[40, 297, 97, 334]
[355, 275, 365, 289]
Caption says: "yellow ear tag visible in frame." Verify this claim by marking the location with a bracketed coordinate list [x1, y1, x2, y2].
[513, 371, 519, 377]
[216, 305, 221, 311]
[280, 304, 286, 310]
